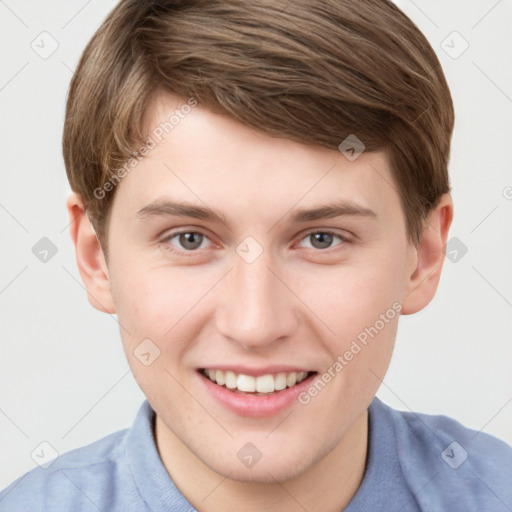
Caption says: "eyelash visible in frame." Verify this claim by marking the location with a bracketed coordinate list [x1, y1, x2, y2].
[160, 228, 351, 256]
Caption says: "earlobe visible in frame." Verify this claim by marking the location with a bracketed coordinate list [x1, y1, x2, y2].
[65, 192, 116, 314]
[401, 193, 453, 315]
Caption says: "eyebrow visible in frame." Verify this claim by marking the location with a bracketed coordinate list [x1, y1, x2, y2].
[135, 199, 377, 226]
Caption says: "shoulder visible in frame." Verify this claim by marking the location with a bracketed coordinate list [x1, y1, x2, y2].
[0, 428, 139, 512]
[374, 398, 512, 510]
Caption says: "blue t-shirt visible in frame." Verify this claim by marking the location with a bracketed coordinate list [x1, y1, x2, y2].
[1, 397, 511, 511]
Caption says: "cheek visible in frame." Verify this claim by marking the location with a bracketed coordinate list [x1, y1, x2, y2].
[299, 269, 402, 420]
[110, 266, 200, 410]
[295, 248, 406, 401]
[110, 263, 214, 356]
[306, 256, 405, 337]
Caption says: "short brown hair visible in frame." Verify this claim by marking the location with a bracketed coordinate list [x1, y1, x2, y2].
[63, 0, 454, 259]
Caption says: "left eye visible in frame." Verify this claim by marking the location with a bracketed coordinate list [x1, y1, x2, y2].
[297, 231, 345, 250]
[162, 230, 346, 253]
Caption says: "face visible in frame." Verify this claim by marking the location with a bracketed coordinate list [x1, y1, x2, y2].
[101, 92, 419, 482]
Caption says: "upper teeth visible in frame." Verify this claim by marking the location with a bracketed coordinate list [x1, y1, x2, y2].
[204, 369, 310, 393]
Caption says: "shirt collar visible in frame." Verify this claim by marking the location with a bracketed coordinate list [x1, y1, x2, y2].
[344, 396, 417, 511]
[126, 400, 197, 511]
[126, 397, 415, 511]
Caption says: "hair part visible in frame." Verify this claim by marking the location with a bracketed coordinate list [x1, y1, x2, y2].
[63, 0, 454, 260]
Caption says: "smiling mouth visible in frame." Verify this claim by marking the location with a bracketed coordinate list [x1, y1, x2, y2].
[199, 368, 317, 395]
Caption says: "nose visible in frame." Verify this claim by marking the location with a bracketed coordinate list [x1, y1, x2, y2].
[215, 247, 299, 352]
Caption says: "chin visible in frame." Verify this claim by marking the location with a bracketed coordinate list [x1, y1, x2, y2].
[204, 453, 312, 484]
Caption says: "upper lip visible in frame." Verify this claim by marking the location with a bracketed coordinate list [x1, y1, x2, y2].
[198, 365, 315, 377]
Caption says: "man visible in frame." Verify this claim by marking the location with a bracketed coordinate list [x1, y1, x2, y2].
[1, 1, 511, 510]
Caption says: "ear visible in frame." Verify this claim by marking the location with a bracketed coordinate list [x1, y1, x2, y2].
[401, 193, 453, 315]
[66, 192, 116, 314]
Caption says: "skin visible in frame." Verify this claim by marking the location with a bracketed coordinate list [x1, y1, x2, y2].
[67, 91, 453, 512]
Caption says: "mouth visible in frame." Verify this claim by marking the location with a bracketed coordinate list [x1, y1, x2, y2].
[199, 368, 317, 396]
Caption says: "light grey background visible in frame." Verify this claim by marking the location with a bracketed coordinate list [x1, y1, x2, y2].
[1, 0, 511, 490]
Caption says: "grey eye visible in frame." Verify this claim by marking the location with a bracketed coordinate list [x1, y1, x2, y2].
[176, 232, 204, 250]
[307, 232, 336, 250]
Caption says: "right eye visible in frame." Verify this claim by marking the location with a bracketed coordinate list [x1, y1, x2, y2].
[161, 230, 213, 253]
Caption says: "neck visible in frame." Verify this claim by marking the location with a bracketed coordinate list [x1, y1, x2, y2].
[155, 410, 369, 512]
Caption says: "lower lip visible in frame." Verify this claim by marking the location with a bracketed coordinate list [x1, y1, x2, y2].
[197, 370, 317, 417]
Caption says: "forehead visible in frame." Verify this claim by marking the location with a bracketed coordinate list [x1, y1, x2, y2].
[112, 92, 401, 229]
